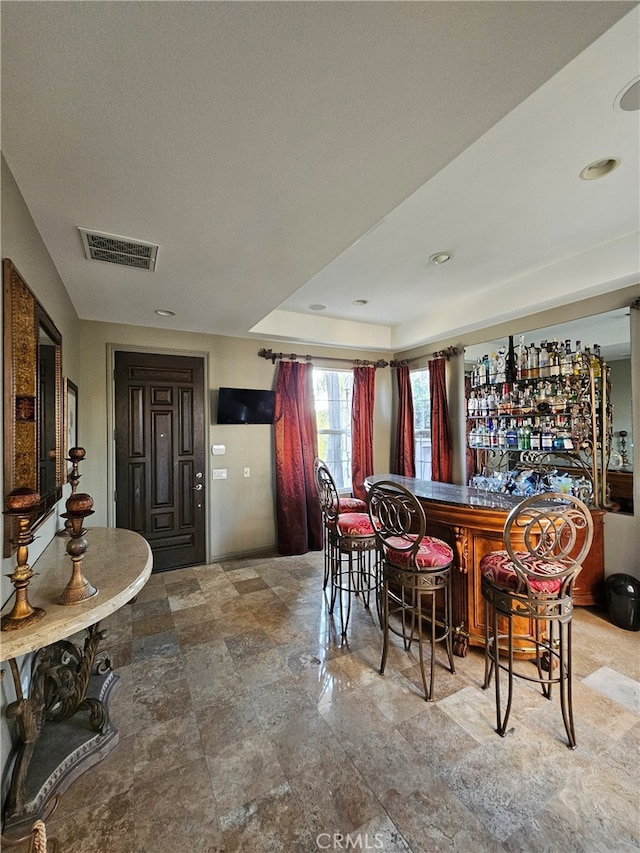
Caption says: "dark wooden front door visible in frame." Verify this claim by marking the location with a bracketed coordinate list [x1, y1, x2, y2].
[115, 351, 206, 571]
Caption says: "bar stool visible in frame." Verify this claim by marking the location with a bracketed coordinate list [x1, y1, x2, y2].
[367, 479, 456, 701]
[313, 459, 377, 635]
[313, 457, 366, 590]
[480, 492, 593, 748]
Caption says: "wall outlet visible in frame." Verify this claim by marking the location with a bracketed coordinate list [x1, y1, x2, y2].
[244, 467, 250, 478]
[212, 468, 227, 479]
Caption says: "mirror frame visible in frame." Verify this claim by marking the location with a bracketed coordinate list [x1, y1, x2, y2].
[3, 258, 64, 556]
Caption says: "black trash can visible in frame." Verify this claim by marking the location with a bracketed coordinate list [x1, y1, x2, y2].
[605, 574, 640, 631]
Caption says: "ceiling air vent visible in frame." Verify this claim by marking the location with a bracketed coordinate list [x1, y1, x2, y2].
[78, 228, 158, 271]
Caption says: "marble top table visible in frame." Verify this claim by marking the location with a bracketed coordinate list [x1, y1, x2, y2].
[0, 526, 152, 663]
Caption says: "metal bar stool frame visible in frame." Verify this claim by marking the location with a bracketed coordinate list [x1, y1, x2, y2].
[314, 460, 378, 636]
[481, 492, 593, 748]
[367, 480, 456, 702]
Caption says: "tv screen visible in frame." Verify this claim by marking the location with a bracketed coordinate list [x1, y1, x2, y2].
[217, 387, 275, 425]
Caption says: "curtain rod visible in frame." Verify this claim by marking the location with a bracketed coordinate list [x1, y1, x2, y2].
[390, 346, 459, 367]
[258, 348, 389, 368]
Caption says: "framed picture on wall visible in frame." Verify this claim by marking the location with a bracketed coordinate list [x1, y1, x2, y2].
[64, 378, 78, 467]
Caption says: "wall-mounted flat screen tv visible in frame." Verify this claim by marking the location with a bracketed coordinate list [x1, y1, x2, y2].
[216, 387, 275, 424]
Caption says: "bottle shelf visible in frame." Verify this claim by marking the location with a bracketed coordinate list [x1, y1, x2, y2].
[466, 340, 611, 507]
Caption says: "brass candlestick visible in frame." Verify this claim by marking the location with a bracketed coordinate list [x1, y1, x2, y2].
[2, 488, 45, 631]
[58, 446, 86, 536]
[57, 492, 98, 605]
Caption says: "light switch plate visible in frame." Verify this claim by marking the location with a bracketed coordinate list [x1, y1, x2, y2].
[212, 444, 226, 455]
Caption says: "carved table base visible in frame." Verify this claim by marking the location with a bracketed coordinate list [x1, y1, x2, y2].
[3, 625, 119, 833]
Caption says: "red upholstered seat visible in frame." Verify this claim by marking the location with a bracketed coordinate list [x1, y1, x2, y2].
[385, 535, 454, 569]
[335, 497, 367, 513]
[480, 550, 564, 594]
[333, 512, 375, 537]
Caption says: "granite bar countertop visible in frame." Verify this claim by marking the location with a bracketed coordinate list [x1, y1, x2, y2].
[365, 474, 525, 512]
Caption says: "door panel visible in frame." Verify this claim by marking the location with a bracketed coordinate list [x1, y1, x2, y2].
[115, 351, 206, 571]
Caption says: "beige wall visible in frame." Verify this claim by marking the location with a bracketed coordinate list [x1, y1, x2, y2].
[76, 321, 392, 560]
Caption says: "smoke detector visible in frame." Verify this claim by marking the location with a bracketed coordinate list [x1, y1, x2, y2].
[78, 228, 158, 270]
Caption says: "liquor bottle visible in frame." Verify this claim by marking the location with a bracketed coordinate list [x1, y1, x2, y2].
[488, 418, 498, 448]
[530, 420, 542, 451]
[558, 417, 574, 450]
[517, 419, 526, 450]
[482, 421, 491, 448]
[499, 383, 512, 414]
[506, 420, 519, 449]
[572, 340, 583, 375]
[506, 335, 517, 385]
[549, 339, 560, 377]
[477, 357, 486, 387]
[541, 420, 554, 452]
[523, 419, 532, 450]
[497, 420, 507, 448]
[517, 335, 527, 380]
[479, 391, 488, 417]
[467, 391, 477, 417]
[488, 352, 498, 385]
[539, 340, 550, 378]
[560, 340, 573, 376]
[592, 344, 602, 378]
[486, 387, 498, 415]
[527, 343, 539, 379]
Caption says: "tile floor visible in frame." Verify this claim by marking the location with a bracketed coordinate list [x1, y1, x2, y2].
[30, 552, 640, 851]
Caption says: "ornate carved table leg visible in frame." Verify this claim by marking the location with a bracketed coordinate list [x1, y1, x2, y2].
[3, 623, 119, 832]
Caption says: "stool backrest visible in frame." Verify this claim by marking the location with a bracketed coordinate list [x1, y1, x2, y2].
[504, 492, 594, 593]
[367, 480, 426, 565]
[313, 458, 340, 523]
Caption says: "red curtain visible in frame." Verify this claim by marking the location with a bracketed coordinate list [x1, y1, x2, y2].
[429, 358, 453, 483]
[351, 366, 375, 501]
[393, 364, 415, 477]
[274, 361, 322, 555]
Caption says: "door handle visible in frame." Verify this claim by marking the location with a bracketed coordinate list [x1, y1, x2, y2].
[193, 484, 203, 491]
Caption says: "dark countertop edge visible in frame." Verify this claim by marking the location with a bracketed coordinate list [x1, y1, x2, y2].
[365, 474, 525, 512]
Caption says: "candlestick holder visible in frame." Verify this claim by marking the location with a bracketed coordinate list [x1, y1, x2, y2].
[2, 488, 45, 631]
[618, 431, 629, 469]
[57, 492, 98, 605]
[58, 446, 86, 536]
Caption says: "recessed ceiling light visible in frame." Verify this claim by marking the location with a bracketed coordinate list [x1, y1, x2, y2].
[579, 158, 621, 181]
[429, 252, 452, 265]
[353, 299, 368, 306]
[155, 308, 175, 317]
[614, 76, 640, 112]
[309, 304, 326, 311]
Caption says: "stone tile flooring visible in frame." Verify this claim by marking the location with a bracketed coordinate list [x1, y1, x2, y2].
[36, 552, 640, 851]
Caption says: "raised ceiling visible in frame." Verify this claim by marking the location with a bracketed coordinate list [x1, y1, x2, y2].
[2, 1, 639, 353]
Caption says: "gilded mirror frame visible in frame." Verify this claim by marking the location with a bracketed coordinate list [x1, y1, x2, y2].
[3, 259, 64, 556]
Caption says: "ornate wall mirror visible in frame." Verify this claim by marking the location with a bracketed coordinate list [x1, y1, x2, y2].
[3, 259, 64, 555]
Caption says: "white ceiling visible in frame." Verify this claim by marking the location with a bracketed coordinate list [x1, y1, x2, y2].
[2, 2, 639, 353]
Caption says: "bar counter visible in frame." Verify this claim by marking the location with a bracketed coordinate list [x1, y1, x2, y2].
[365, 475, 605, 654]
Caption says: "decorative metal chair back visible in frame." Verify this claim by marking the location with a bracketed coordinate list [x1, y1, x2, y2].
[313, 458, 341, 524]
[367, 480, 427, 569]
[503, 493, 593, 597]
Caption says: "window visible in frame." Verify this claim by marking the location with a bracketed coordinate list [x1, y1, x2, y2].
[411, 367, 432, 480]
[313, 368, 353, 491]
